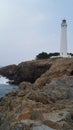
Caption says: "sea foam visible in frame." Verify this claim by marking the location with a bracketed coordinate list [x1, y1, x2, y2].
[0, 75, 9, 85]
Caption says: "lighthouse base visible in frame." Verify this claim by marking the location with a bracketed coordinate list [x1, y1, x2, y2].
[60, 53, 71, 58]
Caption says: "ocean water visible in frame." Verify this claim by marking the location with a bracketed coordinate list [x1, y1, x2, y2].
[0, 76, 18, 98]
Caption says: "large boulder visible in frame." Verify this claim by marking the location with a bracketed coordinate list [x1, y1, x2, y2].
[34, 58, 73, 88]
[14, 60, 51, 84]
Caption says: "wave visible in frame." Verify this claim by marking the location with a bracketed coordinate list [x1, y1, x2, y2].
[0, 76, 18, 98]
[0, 75, 9, 85]
[0, 84, 17, 98]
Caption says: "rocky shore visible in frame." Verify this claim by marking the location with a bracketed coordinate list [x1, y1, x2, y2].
[0, 58, 73, 129]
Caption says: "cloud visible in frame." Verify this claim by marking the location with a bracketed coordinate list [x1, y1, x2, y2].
[0, 0, 73, 65]
[0, 0, 58, 65]
[0, 0, 8, 28]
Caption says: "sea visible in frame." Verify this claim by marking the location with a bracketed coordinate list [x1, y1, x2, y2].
[0, 76, 18, 98]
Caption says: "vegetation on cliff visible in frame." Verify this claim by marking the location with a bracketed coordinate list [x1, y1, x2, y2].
[36, 52, 73, 60]
[36, 52, 60, 60]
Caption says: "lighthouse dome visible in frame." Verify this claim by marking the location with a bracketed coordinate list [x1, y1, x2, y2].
[61, 19, 67, 27]
[62, 19, 66, 23]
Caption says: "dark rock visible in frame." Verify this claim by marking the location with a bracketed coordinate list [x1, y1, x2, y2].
[0, 64, 17, 81]
[30, 110, 44, 121]
[14, 61, 51, 84]
[70, 70, 73, 75]
[0, 97, 3, 102]
[0, 60, 51, 85]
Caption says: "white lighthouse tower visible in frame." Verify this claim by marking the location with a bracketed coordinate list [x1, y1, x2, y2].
[60, 19, 68, 57]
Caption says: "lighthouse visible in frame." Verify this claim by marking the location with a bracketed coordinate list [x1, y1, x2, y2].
[60, 19, 68, 57]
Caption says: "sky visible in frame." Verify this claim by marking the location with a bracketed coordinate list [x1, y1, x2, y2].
[0, 0, 73, 66]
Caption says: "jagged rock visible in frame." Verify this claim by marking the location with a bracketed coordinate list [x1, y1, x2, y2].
[17, 91, 26, 97]
[0, 58, 73, 129]
[30, 110, 44, 121]
[0, 58, 73, 86]
[34, 58, 73, 88]
[27, 91, 52, 104]
[5, 90, 18, 97]
[14, 60, 51, 84]
[43, 84, 70, 101]
[61, 123, 72, 130]
[0, 64, 17, 81]
[18, 82, 33, 97]
[19, 81, 33, 90]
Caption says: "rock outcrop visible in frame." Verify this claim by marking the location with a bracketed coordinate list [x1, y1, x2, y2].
[0, 58, 73, 129]
[0, 60, 51, 84]
[0, 64, 17, 81]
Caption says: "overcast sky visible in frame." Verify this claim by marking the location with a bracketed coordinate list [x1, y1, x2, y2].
[0, 0, 73, 65]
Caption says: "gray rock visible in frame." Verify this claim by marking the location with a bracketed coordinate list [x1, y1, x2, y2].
[32, 124, 55, 130]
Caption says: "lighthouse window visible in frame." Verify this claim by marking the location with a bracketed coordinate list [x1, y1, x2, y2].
[63, 19, 66, 22]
